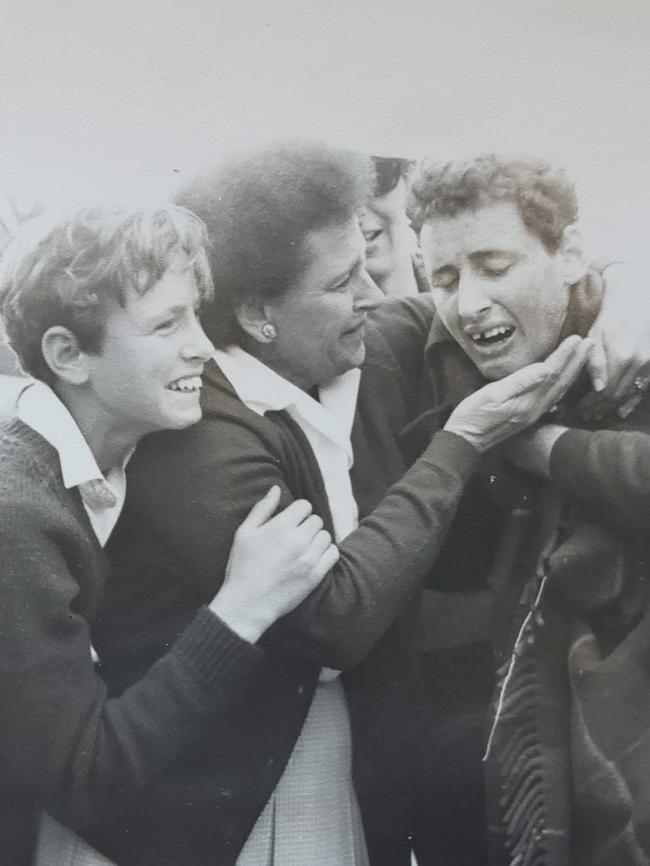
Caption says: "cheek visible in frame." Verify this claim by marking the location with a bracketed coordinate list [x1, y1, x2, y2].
[431, 291, 459, 332]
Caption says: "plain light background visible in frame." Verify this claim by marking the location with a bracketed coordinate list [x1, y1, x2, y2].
[0, 0, 648, 258]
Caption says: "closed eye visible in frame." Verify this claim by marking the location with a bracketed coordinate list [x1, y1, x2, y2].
[330, 272, 353, 291]
[431, 267, 458, 291]
[480, 264, 512, 278]
[153, 315, 179, 333]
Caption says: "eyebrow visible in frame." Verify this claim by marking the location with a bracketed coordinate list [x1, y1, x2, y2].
[469, 249, 521, 262]
[143, 304, 187, 326]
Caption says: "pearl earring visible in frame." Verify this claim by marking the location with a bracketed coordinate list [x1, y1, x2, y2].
[261, 323, 277, 341]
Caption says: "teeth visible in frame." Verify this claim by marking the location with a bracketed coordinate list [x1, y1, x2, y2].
[168, 375, 202, 392]
[472, 326, 513, 343]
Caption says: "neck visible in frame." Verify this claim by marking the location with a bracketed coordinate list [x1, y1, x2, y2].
[54, 383, 139, 471]
[237, 338, 316, 393]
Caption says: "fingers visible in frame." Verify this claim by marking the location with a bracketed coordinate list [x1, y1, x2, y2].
[493, 364, 549, 399]
[609, 362, 641, 408]
[309, 540, 340, 583]
[584, 327, 608, 394]
[618, 391, 644, 420]
[239, 485, 281, 528]
[294, 513, 325, 543]
[497, 336, 586, 403]
[542, 337, 592, 406]
[540, 335, 584, 376]
[268, 498, 314, 529]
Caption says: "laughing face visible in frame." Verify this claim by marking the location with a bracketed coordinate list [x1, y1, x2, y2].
[419, 201, 577, 380]
[83, 251, 215, 442]
[358, 180, 410, 283]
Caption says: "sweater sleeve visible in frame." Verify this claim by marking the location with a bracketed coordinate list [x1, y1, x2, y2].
[118, 415, 480, 671]
[0, 495, 269, 831]
[550, 428, 650, 537]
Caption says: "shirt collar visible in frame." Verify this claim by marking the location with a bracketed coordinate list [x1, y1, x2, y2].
[16, 381, 132, 510]
[213, 346, 360, 454]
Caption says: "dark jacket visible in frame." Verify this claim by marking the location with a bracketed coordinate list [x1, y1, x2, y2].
[96, 304, 480, 866]
[415, 272, 650, 866]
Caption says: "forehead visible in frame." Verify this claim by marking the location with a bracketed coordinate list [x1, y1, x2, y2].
[296, 218, 365, 287]
[366, 180, 407, 219]
[119, 253, 199, 315]
[420, 201, 545, 262]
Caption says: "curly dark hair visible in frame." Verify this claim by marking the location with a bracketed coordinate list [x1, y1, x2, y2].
[0, 204, 212, 384]
[407, 154, 579, 252]
[175, 141, 374, 347]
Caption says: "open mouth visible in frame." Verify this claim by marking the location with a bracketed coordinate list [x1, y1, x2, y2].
[167, 374, 203, 393]
[469, 325, 515, 348]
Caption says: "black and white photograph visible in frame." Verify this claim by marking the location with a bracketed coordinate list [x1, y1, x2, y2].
[1, 1, 650, 864]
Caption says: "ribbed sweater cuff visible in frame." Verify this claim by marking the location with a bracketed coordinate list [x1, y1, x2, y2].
[171, 605, 267, 693]
[421, 430, 481, 482]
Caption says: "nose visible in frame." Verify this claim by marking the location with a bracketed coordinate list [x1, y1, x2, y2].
[353, 268, 384, 313]
[181, 315, 215, 362]
[456, 272, 492, 321]
[357, 205, 380, 232]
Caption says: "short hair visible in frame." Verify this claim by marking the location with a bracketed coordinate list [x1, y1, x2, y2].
[175, 141, 374, 347]
[0, 204, 213, 384]
[371, 155, 415, 197]
[407, 154, 579, 252]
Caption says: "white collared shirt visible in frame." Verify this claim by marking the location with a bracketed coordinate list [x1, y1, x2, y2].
[17, 381, 132, 546]
[214, 346, 361, 543]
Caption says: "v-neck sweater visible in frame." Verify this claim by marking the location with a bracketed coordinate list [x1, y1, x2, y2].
[0, 416, 271, 865]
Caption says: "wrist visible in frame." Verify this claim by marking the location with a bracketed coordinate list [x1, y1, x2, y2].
[209, 591, 268, 645]
[509, 424, 568, 478]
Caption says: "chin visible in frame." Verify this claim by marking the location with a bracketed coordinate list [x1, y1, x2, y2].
[472, 357, 519, 381]
[349, 343, 366, 369]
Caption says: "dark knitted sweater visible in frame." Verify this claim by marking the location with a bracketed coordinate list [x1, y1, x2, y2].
[0, 416, 274, 865]
[95, 303, 481, 866]
[412, 273, 650, 866]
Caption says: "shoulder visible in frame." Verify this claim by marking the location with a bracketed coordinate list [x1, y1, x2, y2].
[368, 295, 435, 352]
[0, 419, 62, 502]
[364, 296, 434, 383]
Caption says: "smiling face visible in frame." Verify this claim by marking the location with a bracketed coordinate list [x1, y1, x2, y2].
[262, 218, 383, 390]
[83, 251, 215, 442]
[358, 180, 410, 282]
[420, 201, 577, 380]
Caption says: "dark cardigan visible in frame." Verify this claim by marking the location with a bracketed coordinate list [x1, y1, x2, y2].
[412, 274, 650, 866]
[0, 416, 276, 866]
[96, 302, 481, 866]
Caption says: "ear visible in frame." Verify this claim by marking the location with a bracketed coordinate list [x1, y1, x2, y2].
[235, 299, 277, 344]
[40, 326, 91, 386]
[557, 225, 589, 286]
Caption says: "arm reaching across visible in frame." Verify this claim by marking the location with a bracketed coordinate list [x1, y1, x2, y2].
[212, 485, 338, 643]
[112, 337, 590, 671]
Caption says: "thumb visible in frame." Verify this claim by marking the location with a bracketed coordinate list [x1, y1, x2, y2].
[239, 485, 281, 529]
[497, 363, 549, 399]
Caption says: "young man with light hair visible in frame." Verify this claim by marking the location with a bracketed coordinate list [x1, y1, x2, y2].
[0, 203, 337, 865]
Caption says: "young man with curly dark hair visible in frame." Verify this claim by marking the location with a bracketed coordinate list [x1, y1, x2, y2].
[407, 153, 650, 866]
